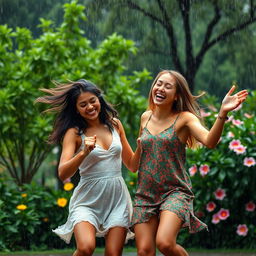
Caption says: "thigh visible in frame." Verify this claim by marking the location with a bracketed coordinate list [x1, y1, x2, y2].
[104, 227, 127, 256]
[134, 215, 159, 253]
[156, 210, 183, 243]
[73, 221, 96, 249]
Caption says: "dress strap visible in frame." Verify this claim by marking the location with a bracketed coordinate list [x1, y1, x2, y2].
[145, 113, 153, 129]
[172, 114, 180, 127]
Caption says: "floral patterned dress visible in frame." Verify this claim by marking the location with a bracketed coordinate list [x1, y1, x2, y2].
[131, 114, 207, 233]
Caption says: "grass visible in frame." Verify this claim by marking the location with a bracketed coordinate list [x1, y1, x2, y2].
[1, 248, 256, 255]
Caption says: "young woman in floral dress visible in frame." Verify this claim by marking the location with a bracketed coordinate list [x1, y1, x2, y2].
[131, 70, 248, 256]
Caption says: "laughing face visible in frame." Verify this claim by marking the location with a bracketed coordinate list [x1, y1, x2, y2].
[76, 92, 101, 121]
[152, 73, 177, 107]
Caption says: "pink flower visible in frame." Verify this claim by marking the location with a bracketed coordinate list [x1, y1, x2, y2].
[243, 157, 256, 167]
[218, 208, 230, 220]
[199, 164, 210, 176]
[232, 119, 244, 126]
[245, 201, 256, 212]
[200, 109, 211, 117]
[212, 213, 220, 224]
[214, 188, 226, 200]
[236, 224, 248, 236]
[189, 165, 197, 176]
[244, 113, 253, 118]
[227, 131, 234, 138]
[234, 145, 246, 155]
[206, 202, 216, 212]
[228, 139, 241, 150]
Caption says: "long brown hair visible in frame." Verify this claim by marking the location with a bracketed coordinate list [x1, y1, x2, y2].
[147, 70, 204, 148]
[35, 79, 118, 144]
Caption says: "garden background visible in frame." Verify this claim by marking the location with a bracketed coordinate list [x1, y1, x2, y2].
[0, 0, 255, 252]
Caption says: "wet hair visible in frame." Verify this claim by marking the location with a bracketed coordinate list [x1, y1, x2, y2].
[147, 70, 204, 148]
[35, 79, 118, 144]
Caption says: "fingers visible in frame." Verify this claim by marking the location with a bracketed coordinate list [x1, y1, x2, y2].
[227, 85, 236, 96]
[84, 135, 96, 152]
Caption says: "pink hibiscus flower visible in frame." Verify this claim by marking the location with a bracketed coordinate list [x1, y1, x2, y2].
[212, 213, 220, 224]
[206, 202, 216, 212]
[236, 224, 248, 236]
[214, 188, 226, 200]
[189, 165, 197, 176]
[245, 201, 256, 212]
[218, 208, 230, 220]
[228, 139, 241, 150]
[243, 157, 256, 167]
[199, 164, 210, 176]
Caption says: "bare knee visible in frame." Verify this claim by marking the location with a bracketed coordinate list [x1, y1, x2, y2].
[137, 244, 155, 256]
[76, 243, 95, 256]
[156, 237, 176, 254]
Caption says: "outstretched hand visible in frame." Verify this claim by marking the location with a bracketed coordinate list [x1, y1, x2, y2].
[221, 85, 248, 113]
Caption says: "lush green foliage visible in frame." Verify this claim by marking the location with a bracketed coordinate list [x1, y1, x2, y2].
[179, 90, 256, 249]
[0, 0, 149, 185]
[0, 175, 73, 251]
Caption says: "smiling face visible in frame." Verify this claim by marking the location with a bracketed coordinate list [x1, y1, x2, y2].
[151, 72, 177, 107]
[76, 92, 101, 121]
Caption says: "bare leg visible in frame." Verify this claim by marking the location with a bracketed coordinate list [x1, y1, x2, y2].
[104, 226, 127, 256]
[134, 215, 159, 256]
[72, 221, 96, 256]
[156, 210, 188, 256]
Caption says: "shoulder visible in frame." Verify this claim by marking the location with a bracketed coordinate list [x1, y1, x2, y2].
[178, 111, 200, 127]
[112, 118, 123, 135]
[63, 127, 81, 143]
[141, 110, 152, 126]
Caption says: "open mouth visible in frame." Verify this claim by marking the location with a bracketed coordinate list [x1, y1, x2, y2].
[155, 93, 166, 101]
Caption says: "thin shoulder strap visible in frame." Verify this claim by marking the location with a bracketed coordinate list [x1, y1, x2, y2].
[172, 114, 180, 126]
[145, 113, 153, 128]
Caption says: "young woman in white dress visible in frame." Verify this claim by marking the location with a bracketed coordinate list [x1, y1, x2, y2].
[36, 79, 140, 256]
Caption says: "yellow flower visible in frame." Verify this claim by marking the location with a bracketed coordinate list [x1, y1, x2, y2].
[129, 181, 134, 186]
[64, 182, 74, 191]
[43, 217, 49, 222]
[21, 193, 27, 198]
[57, 197, 68, 207]
[16, 204, 27, 210]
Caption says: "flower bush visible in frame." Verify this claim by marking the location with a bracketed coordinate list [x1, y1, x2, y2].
[0, 176, 74, 251]
[180, 90, 256, 249]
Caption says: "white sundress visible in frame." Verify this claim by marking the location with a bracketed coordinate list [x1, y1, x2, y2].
[52, 128, 134, 244]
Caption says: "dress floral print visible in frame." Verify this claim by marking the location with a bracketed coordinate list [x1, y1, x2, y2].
[131, 115, 207, 233]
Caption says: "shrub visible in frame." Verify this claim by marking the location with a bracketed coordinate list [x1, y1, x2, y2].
[180, 90, 256, 249]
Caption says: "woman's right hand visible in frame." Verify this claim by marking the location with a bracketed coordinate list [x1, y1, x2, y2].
[84, 135, 96, 154]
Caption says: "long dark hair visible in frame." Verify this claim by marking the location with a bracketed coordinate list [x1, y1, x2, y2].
[35, 79, 118, 144]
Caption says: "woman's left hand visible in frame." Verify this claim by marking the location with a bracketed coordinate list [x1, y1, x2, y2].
[220, 85, 248, 113]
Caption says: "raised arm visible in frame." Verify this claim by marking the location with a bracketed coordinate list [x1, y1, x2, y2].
[58, 128, 96, 181]
[186, 86, 248, 148]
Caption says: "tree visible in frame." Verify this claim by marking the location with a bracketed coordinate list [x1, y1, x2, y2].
[0, 0, 150, 185]
[85, 0, 256, 92]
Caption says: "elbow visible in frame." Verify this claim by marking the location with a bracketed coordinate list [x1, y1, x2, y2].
[206, 143, 217, 149]
[58, 168, 67, 182]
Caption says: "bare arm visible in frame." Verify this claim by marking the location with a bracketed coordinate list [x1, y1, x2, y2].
[58, 128, 96, 181]
[186, 86, 248, 148]
[116, 119, 141, 173]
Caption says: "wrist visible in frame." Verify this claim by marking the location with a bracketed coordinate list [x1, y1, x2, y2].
[217, 114, 229, 121]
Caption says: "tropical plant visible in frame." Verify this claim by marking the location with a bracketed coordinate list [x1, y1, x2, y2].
[180, 90, 256, 249]
[0, 0, 149, 185]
